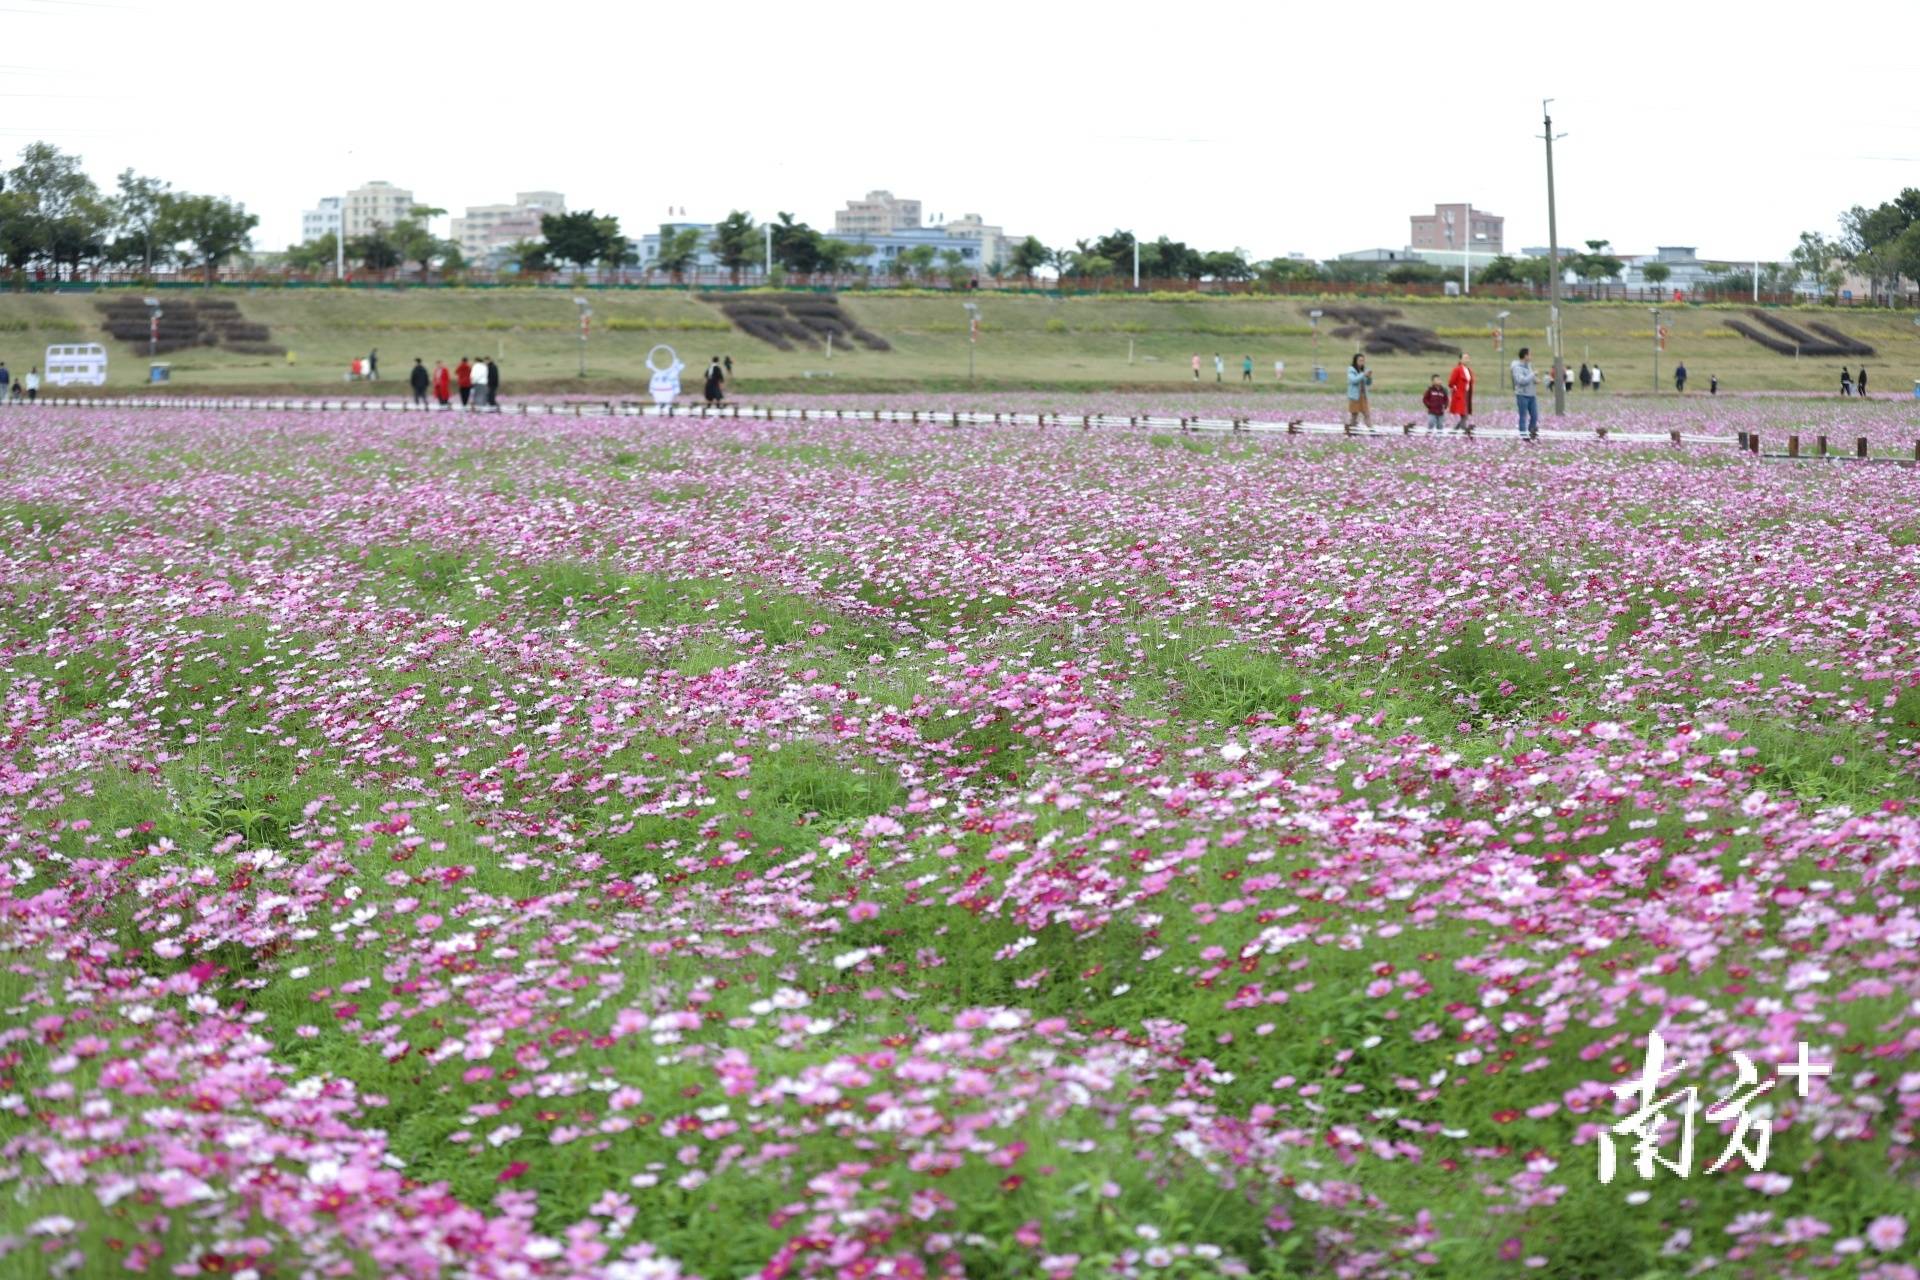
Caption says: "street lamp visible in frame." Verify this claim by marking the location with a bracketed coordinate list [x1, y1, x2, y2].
[573, 295, 591, 378]
[963, 302, 980, 382]
[1496, 310, 1512, 387]
[143, 296, 162, 358]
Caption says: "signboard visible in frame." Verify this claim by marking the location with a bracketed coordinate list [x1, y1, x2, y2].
[646, 344, 684, 405]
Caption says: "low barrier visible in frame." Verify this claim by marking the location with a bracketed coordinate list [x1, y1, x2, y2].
[20, 395, 1918, 459]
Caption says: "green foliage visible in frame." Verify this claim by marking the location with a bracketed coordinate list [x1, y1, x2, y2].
[652, 224, 704, 280]
[155, 191, 258, 284]
[711, 209, 759, 282]
[540, 208, 622, 271]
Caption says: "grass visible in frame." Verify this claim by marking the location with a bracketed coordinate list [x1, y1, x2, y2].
[7, 288, 1920, 395]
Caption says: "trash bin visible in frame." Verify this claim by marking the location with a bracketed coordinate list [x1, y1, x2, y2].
[1312, 365, 1327, 383]
[148, 362, 171, 385]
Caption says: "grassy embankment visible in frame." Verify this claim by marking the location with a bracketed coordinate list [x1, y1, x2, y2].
[1, 288, 1916, 396]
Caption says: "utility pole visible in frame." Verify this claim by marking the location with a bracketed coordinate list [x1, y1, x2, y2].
[765, 223, 773, 281]
[1542, 100, 1568, 416]
[1650, 306, 1660, 392]
[1132, 237, 1140, 290]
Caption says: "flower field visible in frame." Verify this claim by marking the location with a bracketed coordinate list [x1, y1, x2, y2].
[2, 404, 1918, 1279]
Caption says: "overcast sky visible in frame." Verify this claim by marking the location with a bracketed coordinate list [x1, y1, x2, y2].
[6, 0, 1917, 262]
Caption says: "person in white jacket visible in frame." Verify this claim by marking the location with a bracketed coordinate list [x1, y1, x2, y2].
[24, 366, 40, 402]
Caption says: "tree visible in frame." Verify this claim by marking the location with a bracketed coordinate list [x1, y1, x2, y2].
[1511, 256, 1553, 287]
[1070, 251, 1114, 279]
[4, 142, 110, 277]
[1476, 255, 1521, 285]
[1198, 249, 1251, 281]
[1572, 239, 1623, 290]
[1008, 235, 1048, 282]
[504, 239, 549, 274]
[110, 168, 170, 275]
[770, 212, 825, 275]
[391, 204, 448, 281]
[348, 228, 401, 273]
[596, 216, 633, 278]
[894, 244, 937, 283]
[1045, 246, 1075, 282]
[542, 209, 610, 271]
[1838, 190, 1920, 302]
[285, 233, 340, 274]
[157, 192, 258, 285]
[1641, 262, 1671, 290]
[652, 225, 704, 281]
[938, 247, 970, 287]
[711, 210, 759, 283]
[1253, 257, 1320, 284]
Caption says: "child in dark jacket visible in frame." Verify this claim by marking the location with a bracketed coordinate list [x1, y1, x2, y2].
[1422, 375, 1449, 430]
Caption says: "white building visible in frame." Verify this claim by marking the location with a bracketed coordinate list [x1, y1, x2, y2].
[343, 181, 415, 239]
[301, 197, 342, 244]
[940, 214, 1016, 274]
[452, 191, 568, 265]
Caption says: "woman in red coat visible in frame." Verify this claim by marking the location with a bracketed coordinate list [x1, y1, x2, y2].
[432, 361, 452, 409]
[1447, 353, 1475, 430]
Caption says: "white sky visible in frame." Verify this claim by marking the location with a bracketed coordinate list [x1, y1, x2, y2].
[6, 0, 1917, 262]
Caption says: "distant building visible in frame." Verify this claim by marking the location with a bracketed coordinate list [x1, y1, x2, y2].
[453, 191, 568, 265]
[1619, 246, 1717, 293]
[825, 226, 986, 275]
[940, 214, 1016, 273]
[343, 181, 415, 239]
[637, 222, 722, 274]
[1335, 248, 1420, 263]
[1410, 203, 1503, 256]
[833, 190, 923, 237]
[301, 197, 342, 244]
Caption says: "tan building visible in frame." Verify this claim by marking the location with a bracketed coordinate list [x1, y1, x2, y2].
[834, 190, 923, 236]
[453, 192, 568, 264]
[344, 180, 415, 239]
[1409, 203, 1503, 257]
[941, 214, 1015, 273]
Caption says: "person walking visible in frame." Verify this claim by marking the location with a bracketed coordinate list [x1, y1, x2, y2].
[1674, 360, 1688, 394]
[24, 365, 39, 403]
[409, 357, 429, 407]
[1213, 352, 1224, 383]
[456, 357, 474, 408]
[703, 356, 725, 404]
[1344, 353, 1373, 430]
[1191, 353, 1201, 381]
[723, 354, 733, 378]
[1858, 366, 1868, 397]
[1447, 352, 1474, 431]
[1709, 374, 1719, 396]
[1590, 362, 1603, 392]
[367, 348, 379, 381]
[484, 356, 500, 410]
[0, 360, 10, 403]
[1241, 354, 1253, 383]
[1511, 347, 1539, 440]
[1273, 358, 1285, 381]
[1840, 367, 1853, 397]
[432, 361, 452, 409]
[1578, 362, 1591, 391]
[1422, 374, 1449, 432]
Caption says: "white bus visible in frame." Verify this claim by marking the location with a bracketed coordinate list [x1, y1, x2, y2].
[44, 343, 109, 387]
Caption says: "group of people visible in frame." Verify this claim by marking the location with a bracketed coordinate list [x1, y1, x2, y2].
[1194, 353, 1286, 382]
[0, 361, 42, 402]
[408, 356, 502, 409]
[1839, 366, 1869, 397]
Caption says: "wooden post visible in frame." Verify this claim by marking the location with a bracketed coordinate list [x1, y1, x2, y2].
[1669, 429, 1680, 445]
[1816, 435, 1827, 456]
[1913, 440, 1919, 462]
[1738, 430, 1749, 450]
[1750, 434, 1760, 455]
[1788, 434, 1799, 458]
[1857, 436, 1868, 459]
